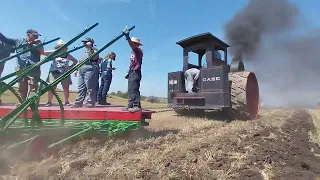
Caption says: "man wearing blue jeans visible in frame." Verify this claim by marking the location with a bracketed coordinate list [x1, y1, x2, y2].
[122, 28, 143, 112]
[71, 37, 100, 108]
[97, 52, 116, 105]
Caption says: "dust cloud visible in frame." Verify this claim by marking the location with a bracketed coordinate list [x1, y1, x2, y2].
[224, 0, 320, 108]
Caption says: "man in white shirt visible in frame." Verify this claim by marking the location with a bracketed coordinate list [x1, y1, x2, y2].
[184, 68, 200, 93]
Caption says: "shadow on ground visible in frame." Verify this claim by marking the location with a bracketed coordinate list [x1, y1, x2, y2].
[0, 127, 180, 165]
[173, 110, 262, 122]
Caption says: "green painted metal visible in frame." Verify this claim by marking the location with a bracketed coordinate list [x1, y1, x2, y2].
[0, 23, 99, 130]
[0, 23, 98, 94]
[3, 119, 141, 149]
[0, 44, 84, 82]
[47, 25, 135, 89]
[0, 25, 141, 153]
[0, 43, 28, 57]
[0, 38, 60, 65]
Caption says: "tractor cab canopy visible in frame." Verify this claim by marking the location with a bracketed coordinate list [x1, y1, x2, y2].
[176, 32, 230, 72]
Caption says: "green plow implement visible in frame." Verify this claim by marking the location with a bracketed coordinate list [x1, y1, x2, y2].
[0, 24, 143, 156]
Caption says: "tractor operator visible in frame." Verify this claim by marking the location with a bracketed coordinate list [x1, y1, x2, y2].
[184, 68, 200, 93]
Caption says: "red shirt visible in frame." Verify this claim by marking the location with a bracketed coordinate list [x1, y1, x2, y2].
[129, 47, 143, 71]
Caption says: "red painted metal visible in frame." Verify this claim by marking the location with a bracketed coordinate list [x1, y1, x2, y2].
[0, 104, 154, 121]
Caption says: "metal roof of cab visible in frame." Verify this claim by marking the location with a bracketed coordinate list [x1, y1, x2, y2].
[176, 32, 230, 49]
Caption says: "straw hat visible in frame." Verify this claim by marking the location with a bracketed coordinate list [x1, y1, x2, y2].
[131, 37, 142, 46]
[55, 40, 66, 49]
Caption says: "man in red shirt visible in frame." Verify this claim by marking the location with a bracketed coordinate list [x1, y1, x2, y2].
[122, 28, 143, 112]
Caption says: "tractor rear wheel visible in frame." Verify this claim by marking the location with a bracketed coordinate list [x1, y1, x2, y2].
[228, 71, 259, 120]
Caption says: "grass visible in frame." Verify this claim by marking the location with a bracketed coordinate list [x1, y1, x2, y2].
[1, 90, 320, 179]
[2, 109, 297, 179]
[0, 89, 167, 108]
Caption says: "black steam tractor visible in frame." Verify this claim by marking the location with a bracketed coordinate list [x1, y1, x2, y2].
[167, 33, 260, 120]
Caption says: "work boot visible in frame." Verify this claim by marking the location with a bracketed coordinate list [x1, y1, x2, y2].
[122, 106, 130, 111]
[128, 106, 141, 113]
[70, 103, 83, 108]
[85, 103, 95, 108]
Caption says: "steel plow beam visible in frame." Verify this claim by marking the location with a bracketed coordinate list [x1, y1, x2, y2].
[0, 45, 85, 82]
[0, 25, 134, 132]
[0, 37, 60, 65]
[0, 23, 98, 97]
[0, 25, 142, 157]
[47, 26, 135, 90]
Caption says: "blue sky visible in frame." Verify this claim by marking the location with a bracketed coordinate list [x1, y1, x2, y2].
[1, 0, 319, 98]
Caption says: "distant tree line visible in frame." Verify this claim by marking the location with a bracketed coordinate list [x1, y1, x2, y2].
[55, 88, 167, 104]
[110, 91, 164, 103]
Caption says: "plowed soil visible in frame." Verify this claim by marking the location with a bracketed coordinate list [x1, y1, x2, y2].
[1, 109, 320, 180]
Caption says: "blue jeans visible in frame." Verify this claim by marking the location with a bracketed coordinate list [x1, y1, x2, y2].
[127, 70, 142, 108]
[75, 63, 99, 106]
[97, 70, 112, 104]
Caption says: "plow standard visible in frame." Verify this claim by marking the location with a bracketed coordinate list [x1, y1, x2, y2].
[0, 23, 154, 157]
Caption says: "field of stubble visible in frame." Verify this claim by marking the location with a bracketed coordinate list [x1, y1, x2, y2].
[1, 108, 320, 180]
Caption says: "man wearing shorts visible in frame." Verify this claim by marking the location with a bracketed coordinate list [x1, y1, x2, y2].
[0, 30, 50, 104]
[45, 40, 78, 106]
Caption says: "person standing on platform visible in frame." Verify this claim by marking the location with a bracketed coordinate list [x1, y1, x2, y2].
[122, 27, 143, 112]
[0, 30, 50, 106]
[97, 52, 116, 105]
[71, 37, 100, 108]
[45, 40, 78, 107]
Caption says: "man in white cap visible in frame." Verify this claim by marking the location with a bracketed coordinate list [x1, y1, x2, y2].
[122, 27, 143, 112]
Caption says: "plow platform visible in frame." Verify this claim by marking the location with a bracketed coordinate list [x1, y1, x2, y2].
[0, 103, 154, 157]
[0, 103, 154, 122]
[0, 23, 146, 158]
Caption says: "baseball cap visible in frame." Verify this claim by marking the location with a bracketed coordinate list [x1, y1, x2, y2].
[111, 52, 116, 59]
[26, 29, 41, 36]
[81, 37, 94, 43]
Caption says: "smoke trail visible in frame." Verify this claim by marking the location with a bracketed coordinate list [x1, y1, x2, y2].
[224, 0, 320, 108]
[225, 0, 299, 59]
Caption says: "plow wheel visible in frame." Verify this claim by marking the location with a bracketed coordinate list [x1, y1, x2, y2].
[228, 71, 259, 120]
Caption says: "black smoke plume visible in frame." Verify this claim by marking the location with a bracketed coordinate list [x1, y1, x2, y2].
[224, 0, 320, 108]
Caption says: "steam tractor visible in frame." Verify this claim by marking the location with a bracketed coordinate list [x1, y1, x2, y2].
[167, 33, 260, 120]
